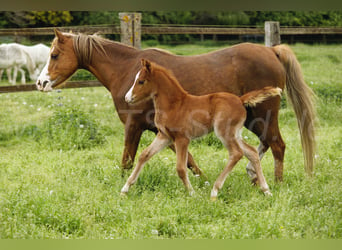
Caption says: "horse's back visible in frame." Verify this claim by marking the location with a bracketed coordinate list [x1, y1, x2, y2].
[143, 43, 286, 96]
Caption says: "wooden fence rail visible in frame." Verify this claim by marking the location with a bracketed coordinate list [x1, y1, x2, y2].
[0, 25, 342, 36]
[1, 19, 341, 94]
[0, 81, 102, 93]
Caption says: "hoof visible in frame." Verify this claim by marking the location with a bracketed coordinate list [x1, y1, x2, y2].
[120, 192, 128, 198]
[188, 189, 195, 197]
[210, 196, 217, 202]
[251, 177, 259, 186]
[264, 190, 273, 197]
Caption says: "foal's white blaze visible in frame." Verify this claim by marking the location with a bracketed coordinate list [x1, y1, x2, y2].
[36, 48, 55, 92]
[125, 70, 140, 103]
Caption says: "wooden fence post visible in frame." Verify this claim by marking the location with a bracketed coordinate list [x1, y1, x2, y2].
[119, 12, 141, 49]
[265, 21, 281, 47]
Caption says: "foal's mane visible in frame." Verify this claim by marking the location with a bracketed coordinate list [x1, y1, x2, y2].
[152, 63, 187, 95]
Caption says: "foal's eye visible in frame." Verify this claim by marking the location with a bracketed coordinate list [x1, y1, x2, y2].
[51, 54, 58, 60]
[138, 80, 145, 85]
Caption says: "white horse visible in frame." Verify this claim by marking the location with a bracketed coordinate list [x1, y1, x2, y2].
[0, 43, 38, 84]
[17, 43, 50, 72]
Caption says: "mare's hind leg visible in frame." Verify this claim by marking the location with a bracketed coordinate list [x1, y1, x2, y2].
[121, 132, 171, 195]
[268, 128, 285, 182]
[245, 99, 285, 182]
[238, 139, 271, 196]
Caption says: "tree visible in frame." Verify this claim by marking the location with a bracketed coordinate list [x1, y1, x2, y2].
[0, 11, 73, 28]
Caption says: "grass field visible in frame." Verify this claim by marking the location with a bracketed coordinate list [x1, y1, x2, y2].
[0, 43, 341, 239]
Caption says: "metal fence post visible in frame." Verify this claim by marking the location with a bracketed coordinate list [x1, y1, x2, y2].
[265, 21, 281, 47]
[119, 12, 141, 49]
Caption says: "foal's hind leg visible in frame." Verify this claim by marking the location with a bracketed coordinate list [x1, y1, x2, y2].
[210, 137, 243, 201]
[121, 132, 171, 195]
[238, 139, 272, 196]
[246, 142, 269, 184]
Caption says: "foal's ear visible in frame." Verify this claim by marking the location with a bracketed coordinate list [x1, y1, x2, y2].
[141, 59, 152, 73]
[54, 29, 65, 43]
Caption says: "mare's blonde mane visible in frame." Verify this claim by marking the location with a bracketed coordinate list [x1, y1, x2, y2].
[72, 33, 111, 66]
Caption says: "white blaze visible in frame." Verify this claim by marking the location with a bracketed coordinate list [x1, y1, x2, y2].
[125, 70, 140, 103]
[36, 47, 55, 92]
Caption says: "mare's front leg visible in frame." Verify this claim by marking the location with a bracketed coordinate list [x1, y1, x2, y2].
[174, 137, 194, 195]
[18, 68, 26, 84]
[12, 66, 18, 85]
[121, 132, 171, 195]
[6, 68, 12, 83]
[121, 122, 143, 172]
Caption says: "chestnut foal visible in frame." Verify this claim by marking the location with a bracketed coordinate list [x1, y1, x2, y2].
[121, 59, 281, 200]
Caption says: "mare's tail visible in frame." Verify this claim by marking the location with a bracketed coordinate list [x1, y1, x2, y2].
[272, 44, 316, 176]
[240, 86, 282, 107]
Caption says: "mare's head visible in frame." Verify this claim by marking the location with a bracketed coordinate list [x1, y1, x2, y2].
[36, 29, 78, 91]
[125, 59, 158, 104]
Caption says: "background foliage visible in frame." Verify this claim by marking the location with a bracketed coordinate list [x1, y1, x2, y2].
[1, 11, 342, 28]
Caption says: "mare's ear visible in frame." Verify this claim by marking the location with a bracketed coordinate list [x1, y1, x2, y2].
[54, 29, 65, 43]
[141, 59, 152, 73]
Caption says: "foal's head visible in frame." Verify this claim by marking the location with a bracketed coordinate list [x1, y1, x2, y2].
[125, 59, 158, 104]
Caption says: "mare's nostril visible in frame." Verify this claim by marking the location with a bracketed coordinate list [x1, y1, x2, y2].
[43, 80, 49, 88]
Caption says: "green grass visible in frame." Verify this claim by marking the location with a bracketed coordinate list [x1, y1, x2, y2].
[0, 43, 341, 239]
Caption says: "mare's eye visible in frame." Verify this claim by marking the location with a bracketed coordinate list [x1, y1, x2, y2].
[51, 54, 58, 60]
[138, 80, 145, 85]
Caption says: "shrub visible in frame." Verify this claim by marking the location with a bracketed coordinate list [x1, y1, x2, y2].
[42, 106, 105, 150]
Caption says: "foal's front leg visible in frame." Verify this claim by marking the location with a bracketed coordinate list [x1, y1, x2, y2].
[121, 132, 171, 195]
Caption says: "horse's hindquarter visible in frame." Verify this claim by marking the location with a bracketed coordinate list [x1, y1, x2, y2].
[156, 43, 286, 96]
[230, 43, 286, 92]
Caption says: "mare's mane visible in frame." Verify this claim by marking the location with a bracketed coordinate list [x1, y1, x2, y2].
[71, 33, 174, 67]
[54, 32, 176, 68]
[72, 33, 112, 67]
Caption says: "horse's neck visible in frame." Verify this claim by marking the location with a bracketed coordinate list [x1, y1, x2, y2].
[153, 72, 188, 112]
[85, 42, 138, 89]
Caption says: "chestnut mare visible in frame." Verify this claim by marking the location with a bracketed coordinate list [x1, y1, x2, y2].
[122, 59, 281, 199]
[36, 29, 316, 182]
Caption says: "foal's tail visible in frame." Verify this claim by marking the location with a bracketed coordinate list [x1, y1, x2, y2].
[240, 86, 282, 107]
[272, 44, 316, 176]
